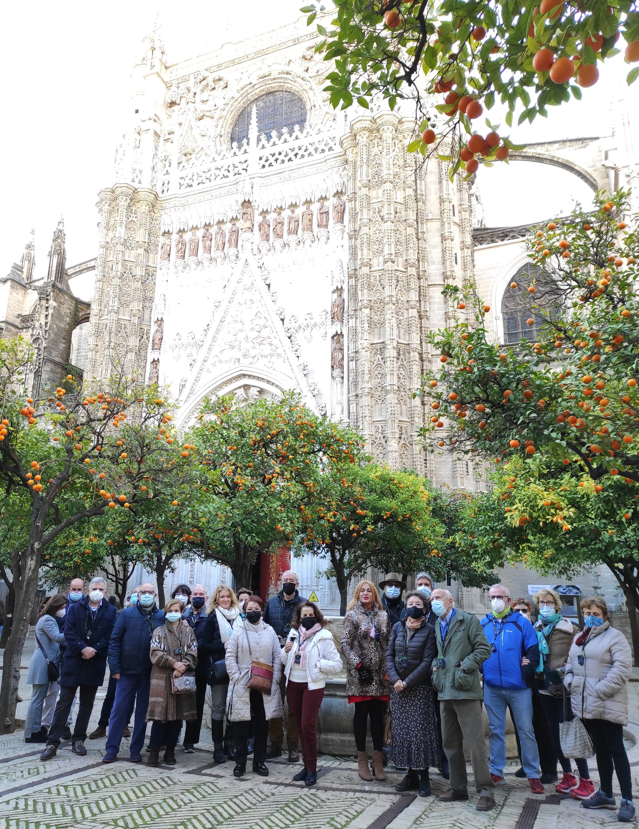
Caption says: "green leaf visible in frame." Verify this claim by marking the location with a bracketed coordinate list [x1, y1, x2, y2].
[300, 5, 316, 12]
[628, 67, 639, 86]
[357, 96, 370, 108]
[307, 12, 317, 26]
[317, 23, 327, 36]
[407, 139, 421, 153]
[505, 109, 513, 128]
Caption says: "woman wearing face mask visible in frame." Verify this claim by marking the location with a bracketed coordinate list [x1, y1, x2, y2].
[201, 585, 242, 762]
[341, 580, 390, 781]
[386, 591, 438, 796]
[564, 597, 634, 823]
[25, 595, 67, 742]
[281, 602, 342, 786]
[146, 599, 198, 767]
[225, 595, 283, 778]
[236, 589, 252, 614]
[171, 584, 192, 608]
[533, 589, 592, 797]
[180, 585, 210, 754]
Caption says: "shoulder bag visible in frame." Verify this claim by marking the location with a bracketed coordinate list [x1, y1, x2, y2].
[168, 626, 197, 695]
[209, 658, 229, 685]
[559, 659, 594, 759]
[244, 625, 273, 695]
[35, 630, 60, 682]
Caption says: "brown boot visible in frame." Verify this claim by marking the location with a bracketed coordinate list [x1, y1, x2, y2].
[358, 751, 373, 781]
[372, 751, 386, 781]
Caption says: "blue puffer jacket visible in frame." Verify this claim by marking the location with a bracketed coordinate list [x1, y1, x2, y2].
[481, 610, 539, 690]
[60, 597, 117, 687]
[107, 604, 164, 677]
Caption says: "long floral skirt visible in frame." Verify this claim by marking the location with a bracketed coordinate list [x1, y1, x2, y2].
[389, 682, 439, 770]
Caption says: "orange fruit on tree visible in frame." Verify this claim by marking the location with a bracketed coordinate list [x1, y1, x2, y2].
[510, 440, 520, 448]
[458, 95, 474, 114]
[466, 100, 483, 119]
[549, 57, 575, 83]
[472, 25, 486, 41]
[625, 40, 639, 62]
[628, 379, 637, 387]
[486, 131, 500, 147]
[445, 91, 459, 105]
[623, 435, 633, 444]
[586, 33, 604, 51]
[495, 147, 509, 160]
[466, 158, 479, 174]
[384, 9, 403, 28]
[526, 445, 536, 454]
[578, 64, 599, 87]
[533, 48, 554, 72]
[460, 147, 473, 162]
[422, 128, 436, 144]
[483, 305, 490, 312]
[468, 134, 485, 154]
[540, 0, 563, 16]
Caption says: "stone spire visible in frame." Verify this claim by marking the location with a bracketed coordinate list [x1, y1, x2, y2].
[47, 217, 66, 284]
[21, 230, 35, 283]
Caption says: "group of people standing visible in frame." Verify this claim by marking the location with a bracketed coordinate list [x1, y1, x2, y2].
[23, 570, 635, 821]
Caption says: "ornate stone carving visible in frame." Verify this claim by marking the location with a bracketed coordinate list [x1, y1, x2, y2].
[302, 206, 313, 233]
[287, 209, 299, 236]
[318, 201, 329, 229]
[151, 319, 164, 350]
[149, 358, 160, 385]
[333, 196, 345, 225]
[331, 288, 344, 324]
[274, 212, 284, 239]
[228, 222, 239, 248]
[331, 333, 344, 371]
[188, 230, 199, 258]
[241, 203, 254, 232]
[259, 216, 271, 242]
[202, 227, 213, 255]
[215, 225, 225, 252]
[160, 236, 171, 261]
[175, 233, 186, 259]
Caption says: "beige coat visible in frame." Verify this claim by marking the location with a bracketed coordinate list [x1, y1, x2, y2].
[564, 623, 631, 726]
[147, 623, 198, 722]
[225, 618, 283, 722]
[340, 603, 390, 698]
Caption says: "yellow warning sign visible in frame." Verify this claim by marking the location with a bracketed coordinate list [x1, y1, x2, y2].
[308, 591, 320, 604]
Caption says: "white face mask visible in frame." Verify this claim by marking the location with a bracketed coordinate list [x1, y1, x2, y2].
[89, 590, 104, 603]
[491, 598, 507, 615]
[417, 585, 432, 598]
[175, 594, 189, 604]
[56, 608, 66, 618]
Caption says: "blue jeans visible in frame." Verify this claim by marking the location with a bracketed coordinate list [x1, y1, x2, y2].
[105, 674, 150, 759]
[25, 683, 49, 738]
[484, 684, 540, 778]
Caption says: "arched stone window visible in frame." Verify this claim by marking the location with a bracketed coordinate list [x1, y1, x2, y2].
[501, 264, 557, 344]
[231, 91, 307, 146]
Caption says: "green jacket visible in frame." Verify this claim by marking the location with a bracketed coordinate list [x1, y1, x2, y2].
[432, 609, 491, 700]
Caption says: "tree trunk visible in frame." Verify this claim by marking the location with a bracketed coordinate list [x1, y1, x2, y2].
[0, 581, 15, 649]
[0, 541, 42, 732]
[329, 545, 348, 615]
[155, 550, 167, 608]
[232, 559, 251, 594]
[604, 559, 639, 667]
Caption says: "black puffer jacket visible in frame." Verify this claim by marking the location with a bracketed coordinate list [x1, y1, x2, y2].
[386, 619, 437, 690]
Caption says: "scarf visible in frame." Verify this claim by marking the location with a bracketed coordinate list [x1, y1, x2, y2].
[298, 622, 321, 667]
[535, 613, 562, 672]
[216, 605, 240, 643]
[406, 616, 424, 631]
[575, 619, 609, 647]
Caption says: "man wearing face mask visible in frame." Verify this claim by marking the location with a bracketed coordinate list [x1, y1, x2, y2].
[263, 570, 306, 761]
[40, 579, 117, 760]
[103, 583, 164, 763]
[413, 573, 438, 626]
[480, 584, 544, 795]
[379, 573, 406, 627]
[430, 588, 495, 811]
[182, 584, 209, 752]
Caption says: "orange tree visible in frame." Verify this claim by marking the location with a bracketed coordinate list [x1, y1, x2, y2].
[457, 455, 639, 662]
[186, 392, 364, 588]
[0, 336, 193, 732]
[304, 1, 638, 177]
[418, 189, 639, 484]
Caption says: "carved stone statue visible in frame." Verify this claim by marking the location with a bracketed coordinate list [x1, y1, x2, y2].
[160, 236, 171, 261]
[333, 196, 345, 225]
[331, 289, 344, 324]
[259, 216, 271, 242]
[149, 358, 160, 385]
[151, 319, 164, 351]
[175, 233, 186, 260]
[228, 222, 239, 249]
[302, 206, 314, 233]
[331, 334, 344, 371]
[241, 203, 254, 232]
[188, 230, 199, 258]
[202, 227, 213, 255]
[274, 213, 284, 239]
[318, 201, 329, 229]
[215, 225, 225, 252]
[287, 209, 299, 236]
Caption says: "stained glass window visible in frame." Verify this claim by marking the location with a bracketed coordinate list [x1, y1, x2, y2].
[231, 91, 307, 146]
[501, 265, 558, 344]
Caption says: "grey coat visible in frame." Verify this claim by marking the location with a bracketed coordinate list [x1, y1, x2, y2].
[27, 615, 66, 685]
[564, 623, 631, 726]
[225, 619, 283, 723]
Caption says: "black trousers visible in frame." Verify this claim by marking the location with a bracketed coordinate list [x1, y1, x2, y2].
[234, 690, 268, 766]
[539, 693, 589, 778]
[184, 675, 208, 745]
[583, 718, 633, 801]
[512, 688, 558, 776]
[353, 699, 385, 752]
[47, 685, 98, 746]
[149, 720, 182, 750]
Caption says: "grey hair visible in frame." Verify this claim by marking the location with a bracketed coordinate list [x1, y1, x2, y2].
[490, 584, 511, 598]
[433, 588, 453, 601]
[89, 577, 107, 590]
[415, 572, 434, 586]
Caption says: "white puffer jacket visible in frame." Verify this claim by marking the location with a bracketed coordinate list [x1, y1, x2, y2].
[564, 623, 631, 726]
[281, 627, 343, 690]
[225, 619, 283, 722]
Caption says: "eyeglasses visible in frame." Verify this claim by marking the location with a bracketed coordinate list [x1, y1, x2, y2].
[491, 595, 509, 601]
[539, 600, 556, 607]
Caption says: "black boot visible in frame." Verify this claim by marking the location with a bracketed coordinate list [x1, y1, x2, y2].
[224, 723, 236, 760]
[164, 747, 176, 766]
[396, 769, 420, 792]
[147, 749, 160, 767]
[419, 770, 431, 797]
[212, 720, 225, 764]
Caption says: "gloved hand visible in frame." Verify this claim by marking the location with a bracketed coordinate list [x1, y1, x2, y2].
[357, 664, 374, 684]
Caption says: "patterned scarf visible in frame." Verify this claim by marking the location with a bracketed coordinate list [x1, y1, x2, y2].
[298, 623, 322, 667]
[535, 613, 562, 672]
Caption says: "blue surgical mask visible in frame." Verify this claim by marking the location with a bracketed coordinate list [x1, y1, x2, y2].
[139, 594, 154, 608]
[431, 600, 447, 618]
[539, 606, 557, 619]
[130, 594, 138, 605]
[166, 611, 181, 622]
[584, 615, 604, 628]
[385, 586, 401, 600]
[68, 591, 83, 602]
[417, 585, 432, 598]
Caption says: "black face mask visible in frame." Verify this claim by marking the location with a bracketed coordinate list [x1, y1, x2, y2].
[406, 606, 426, 619]
[191, 597, 205, 610]
[282, 582, 296, 596]
[246, 610, 262, 624]
[300, 617, 317, 630]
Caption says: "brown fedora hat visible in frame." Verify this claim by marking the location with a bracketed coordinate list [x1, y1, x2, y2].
[379, 572, 407, 590]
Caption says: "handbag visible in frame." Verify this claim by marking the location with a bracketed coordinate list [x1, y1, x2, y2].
[244, 626, 273, 695]
[35, 630, 60, 682]
[208, 658, 229, 685]
[171, 673, 197, 694]
[559, 675, 594, 759]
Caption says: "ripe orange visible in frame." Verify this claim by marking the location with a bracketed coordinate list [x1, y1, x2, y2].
[533, 48, 554, 72]
[510, 440, 520, 448]
[586, 33, 604, 52]
[458, 95, 474, 114]
[549, 57, 575, 83]
[483, 305, 490, 312]
[495, 147, 509, 160]
[458, 302, 466, 309]
[622, 435, 633, 444]
[472, 25, 486, 41]
[445, 91, 459, 105]
[578, 64, 599, 87]
[384, 9, 403, 28]
[486, 131, 500, 147]
[628, 379, 637, 387]
[449, 392, 458, 400]
[466, 100, 483, 119]
[476, 404, 486, 412]
[540, 0, 563, 16]
[422, 128, 436, 144]
[172, 500, 178, 506]
[526, 445, 536, 454]
[626, 40, 639, 63]
[466, 158, 479, 174]
[460, 147, 473, 162]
